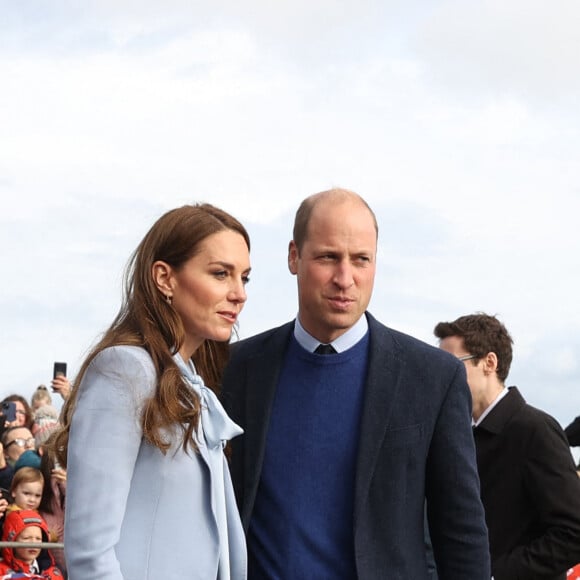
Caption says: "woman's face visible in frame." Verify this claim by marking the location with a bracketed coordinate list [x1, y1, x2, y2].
[14, 401, 27, 426]
[12, 480, 43, 511]
[164, 230, 251, 358]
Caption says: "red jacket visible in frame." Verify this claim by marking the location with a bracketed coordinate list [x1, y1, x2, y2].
[0, 510, 62, 579]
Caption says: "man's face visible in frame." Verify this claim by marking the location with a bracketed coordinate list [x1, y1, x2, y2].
[3, 427, 35, 463]
[288, 198, 377, 343]
[439, 335, 487, 410]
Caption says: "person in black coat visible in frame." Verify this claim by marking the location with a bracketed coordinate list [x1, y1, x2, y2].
[565, 416, 580, 447]
[564, 416, 580, 471]
[435, 313, 580, 580]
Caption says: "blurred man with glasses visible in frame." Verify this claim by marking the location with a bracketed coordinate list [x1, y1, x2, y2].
[435, 313, 580, 580]
[0, 426, 35, 489]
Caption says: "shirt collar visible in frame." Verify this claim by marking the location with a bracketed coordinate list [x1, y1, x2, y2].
[294, 314, 369, 353]
[473, 386, 509, 427]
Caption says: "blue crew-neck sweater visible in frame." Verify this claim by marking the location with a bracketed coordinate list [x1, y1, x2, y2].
[248, 333, 370, 579]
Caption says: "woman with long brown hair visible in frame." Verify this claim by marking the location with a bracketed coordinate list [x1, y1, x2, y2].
[52, 203, 251, 580]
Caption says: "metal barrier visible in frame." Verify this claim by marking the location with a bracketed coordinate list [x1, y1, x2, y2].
[0, 541, 64, 549]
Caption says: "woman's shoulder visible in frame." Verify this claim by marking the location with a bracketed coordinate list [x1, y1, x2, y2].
[82, 346, 158, 400]
[90, 345, 156, 376]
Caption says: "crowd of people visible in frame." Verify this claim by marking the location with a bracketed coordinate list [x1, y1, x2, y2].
[0, 380, 70, 578]
[1, 189, 580, 580]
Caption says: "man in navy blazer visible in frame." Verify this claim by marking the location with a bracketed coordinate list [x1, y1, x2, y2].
[221, 189, 490, 579]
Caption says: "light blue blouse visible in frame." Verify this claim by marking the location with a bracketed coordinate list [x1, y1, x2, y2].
[173, 352, 243, 580]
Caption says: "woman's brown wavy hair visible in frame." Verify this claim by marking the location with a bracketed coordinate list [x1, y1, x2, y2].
[52, 203, 250, 467]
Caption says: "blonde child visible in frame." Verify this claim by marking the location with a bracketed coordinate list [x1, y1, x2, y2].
[8, 467, 44, 513]
[30, 386, 52, 412]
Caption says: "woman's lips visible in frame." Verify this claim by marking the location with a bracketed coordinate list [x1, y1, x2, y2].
[218, 311, 237, 323]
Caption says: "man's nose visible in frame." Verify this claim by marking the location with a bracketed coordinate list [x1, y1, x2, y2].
[332, 261, 354, 288]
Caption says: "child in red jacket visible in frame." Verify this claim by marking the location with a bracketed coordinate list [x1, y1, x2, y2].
[0, 509, 62, 578]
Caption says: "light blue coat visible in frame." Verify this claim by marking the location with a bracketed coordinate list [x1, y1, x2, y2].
[65, 345, 246, 580]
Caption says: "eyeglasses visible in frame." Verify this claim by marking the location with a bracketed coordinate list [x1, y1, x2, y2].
[5, 437, 35, 449]
[458, 354, 477, 362]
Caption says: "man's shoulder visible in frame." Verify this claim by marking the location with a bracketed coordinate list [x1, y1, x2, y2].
[513, 396, 564, 433]
[367, 313, 459, 368]
[230, 321, 294, 357]
[493, 388, 568, 444]
[229, 314, 459, 368]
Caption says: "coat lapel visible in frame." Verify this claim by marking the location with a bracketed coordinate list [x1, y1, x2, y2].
[242, 322, 294, 523]
[354, 315, 404, 523]
[476, 386, 525, 435]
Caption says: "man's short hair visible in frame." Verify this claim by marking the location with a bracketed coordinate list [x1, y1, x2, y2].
[292, 188, 378, 254]
[434, 313, 513, 383]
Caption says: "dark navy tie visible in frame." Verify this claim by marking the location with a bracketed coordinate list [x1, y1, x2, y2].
[315, 343, 336, 355]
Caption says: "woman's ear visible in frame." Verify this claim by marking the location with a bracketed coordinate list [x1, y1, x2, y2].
[152, 261, 174, 298]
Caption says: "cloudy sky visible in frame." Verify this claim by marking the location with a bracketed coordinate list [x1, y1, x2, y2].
[1, 1, 579, 443]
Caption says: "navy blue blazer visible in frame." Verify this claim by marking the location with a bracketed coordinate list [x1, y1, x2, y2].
[221, 313, 490, 579]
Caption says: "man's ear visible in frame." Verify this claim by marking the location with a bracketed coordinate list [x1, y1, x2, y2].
[483, 352, 498, 375]
[152, 261, 174, 297]
[288, 241, 299, 275]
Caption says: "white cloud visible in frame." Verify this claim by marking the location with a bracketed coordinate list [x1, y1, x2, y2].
[414, 0, 580, 101]
[553, 348, 578, 375]
[1, 1, 579, 428]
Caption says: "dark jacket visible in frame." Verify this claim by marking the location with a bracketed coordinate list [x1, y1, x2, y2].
[565, 416, 580, 447]
[474, 387, 580, 580]
[221, 313, 490, 579]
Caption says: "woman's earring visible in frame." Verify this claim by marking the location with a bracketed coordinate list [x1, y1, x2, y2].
[166, 294, 173, 305]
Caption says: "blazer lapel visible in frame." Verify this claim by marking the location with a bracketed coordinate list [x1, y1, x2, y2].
[242, 322, 294, 523]
[354, 316, 404, 523]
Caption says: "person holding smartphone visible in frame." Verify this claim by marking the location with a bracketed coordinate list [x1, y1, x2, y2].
[49, 362, 71, 402]
[50, 377, 71, 402]
[1, 395, 33, 430]
[52, 203, 251, 580]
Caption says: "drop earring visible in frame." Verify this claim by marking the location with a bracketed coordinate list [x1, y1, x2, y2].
[166, 294, 173, 305]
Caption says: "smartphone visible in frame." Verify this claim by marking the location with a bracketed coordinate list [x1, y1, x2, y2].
[1, 401, 17, 423]
[0, 487, 12, 503]
[53, 361, 67, 379]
